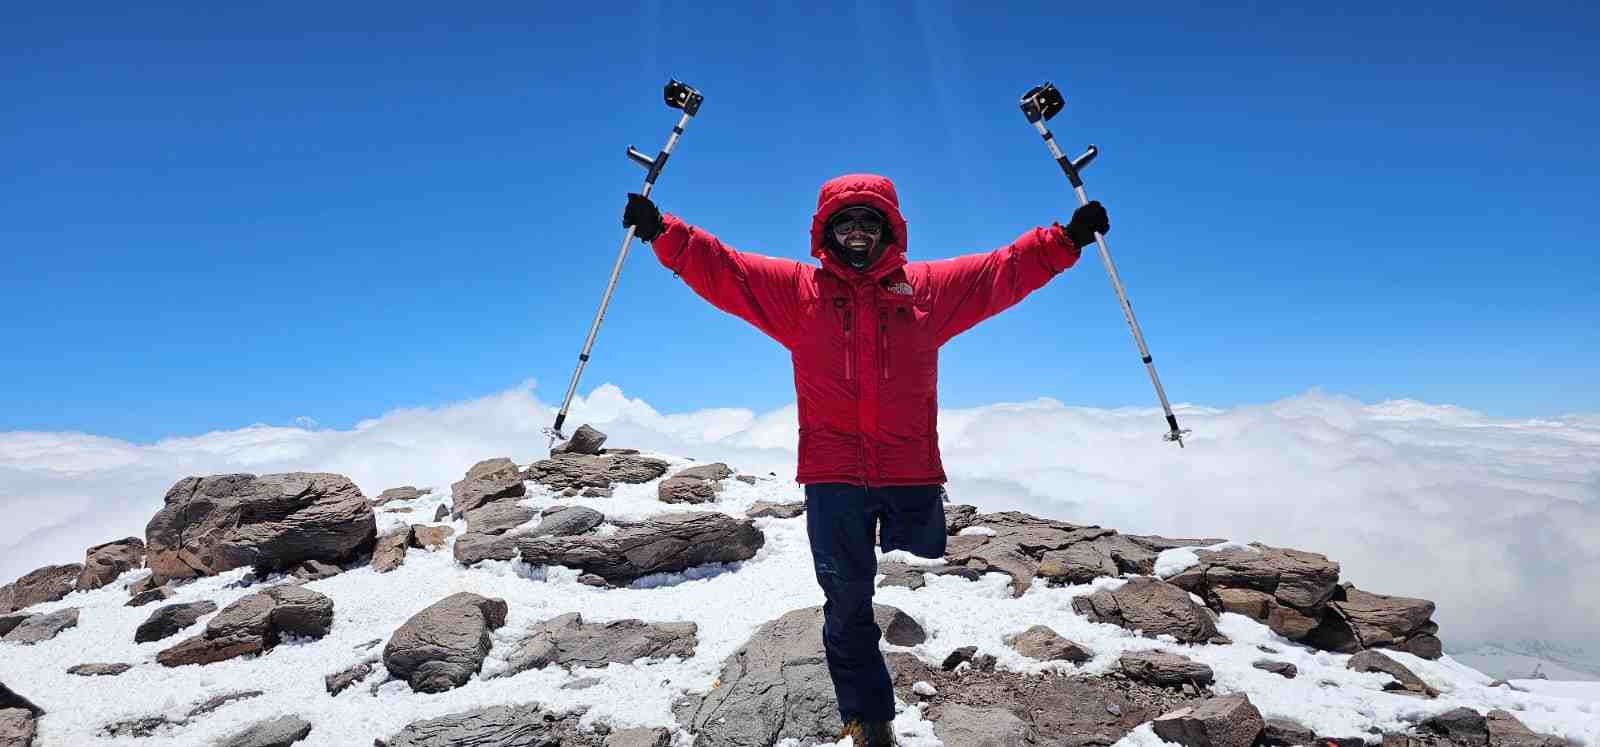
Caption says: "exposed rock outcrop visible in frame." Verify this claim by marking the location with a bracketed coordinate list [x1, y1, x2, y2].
[495, 612, 697, 678]
[523, 452, 670, 492]
[77, 537, 146, 591]
[2, 608, 78, 644]
[0, 563, 82, 613]
[1308, 583, 1443, 660]
[379, 704, 600, 747]
[515, 511, 763, 585]
[135, 600, 217, 643]
[449, 458, 525, 518]
[1346, 649, 1438, 698]
[1151, 693, 1266, 747]
[157, 585, 332, 667]
[382, 592, 508, 693]
[658, 463, 733, 504]
[1120, 651, 1216, 687]
[1072, 577, 1220, 643]
[1166, 543, 1339, 641]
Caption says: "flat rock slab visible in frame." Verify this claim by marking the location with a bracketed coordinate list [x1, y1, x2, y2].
[1152, 693, 1266, 747]
[464, 501, 536, 536]
[100, 690, 263, 739]
[1120, 651, 1216, 687]
[0, 563, 82, 614]
[372, 486, 431, 506]
[3, 607, 78, 644]
[748, 500, 805, 519]
[68, 662, 134, 677]
[136, 600, 218, 643]
[658, 463, 733, 504]
[604, 727, 672, 746]
[1347, 649, 1438, 697]
[933, 703, 1036, 746]
[218, 715, 313, 747]
[145, 472, 376, 580]
[523, 452, 670, 491]
[1252, 660, 1298, 679]
[1309, 583, 1442, 659]
[515, 511, 763, 585]
[383, 592, 508, 693]
[1072, 577, 1219, 643]
[498, 611, 697, 678]
[378, 703, 602, 747]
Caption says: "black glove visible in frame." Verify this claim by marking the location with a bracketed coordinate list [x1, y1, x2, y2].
[1065, 200, 1109, 250]
[623, 192, 664, 242]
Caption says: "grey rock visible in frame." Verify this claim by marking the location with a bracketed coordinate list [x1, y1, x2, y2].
[1262, 718, 1317, 746]
[877, 561, 926, 590]
[942, 646, 977, 670]
[673, 606, 842, 746]
[563, 676, 604, 690]
[1151, 694, 1266, 747]
[67, 662, 132, 676]
[1346, 649, 1438, 698]
[525, 505, 605, 539]
[1422, 707, 1488, 746]
[1071, 577, 1219, 643]
[1119, 651, 1216, 687]
[371, 528, 411, 573]
[0, 563, 82, 614]
[515, 511, 763, 585]
[325, 661, 375, 695]
[735, 475, 757, 485]
[78, 537, 146, 591]
[605, 727, 671, 747]
[1006, 625, 1092, 664]
[0, 708, 35, 746]
[432, 505, 449, 522]
[144, 472, 376, 580]
[933, 704, 1037, 746]
[217, 715, 313, 747]
[523, 452, 670, 491]
[498, 612, 697, 678]
[372, 486, 431, 507]
[657, 467, 726, 503]
[553, 424, 608, 456]
[136, 600, 218, 643]
[127, 584, 177, 607]
[874, 605, 927, 646]
[380, 704, 592, 747]
[452, 532, 518, 565]
[449, 458, 526, 518]
[156, 586, 332, 667]
[290, 559, 342, 581]
[747, 500, 805, 519]
[189, 691, 264, 719]
[100, 691, 263, 739]
[2, 607, 78, 644]
[0, 615, 26, 638]
[383, 592, 508, 693]
[464, 501, 536, 536]
[0, 683, 42, 716]
[1252, 660, 1298, 679]
[581, 486, 613, 498]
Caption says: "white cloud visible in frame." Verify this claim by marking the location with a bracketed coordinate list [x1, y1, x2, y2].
[1, 382, 1595, 655]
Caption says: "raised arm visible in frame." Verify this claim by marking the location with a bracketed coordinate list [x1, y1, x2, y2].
[922, 202, 1108, 346]
[625, 194, 805, 348]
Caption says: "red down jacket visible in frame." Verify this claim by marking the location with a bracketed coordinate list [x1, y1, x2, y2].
[651, 174, 1081, 486]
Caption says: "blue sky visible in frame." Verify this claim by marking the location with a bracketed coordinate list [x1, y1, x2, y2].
[2, 2, 1596, 442]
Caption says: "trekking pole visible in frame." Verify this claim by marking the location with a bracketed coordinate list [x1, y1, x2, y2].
[1019, 82, 1191, 448]
[545, 79, 704, 450]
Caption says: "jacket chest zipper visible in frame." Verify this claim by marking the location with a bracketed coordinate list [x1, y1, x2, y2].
[843, 307, 853, 381]
[879, 309, 889, 380]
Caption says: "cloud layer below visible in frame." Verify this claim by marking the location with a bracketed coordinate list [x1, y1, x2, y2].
[3, 382, 1595, 653]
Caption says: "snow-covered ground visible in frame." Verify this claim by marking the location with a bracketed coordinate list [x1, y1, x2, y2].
[2, 453, 1597, 746]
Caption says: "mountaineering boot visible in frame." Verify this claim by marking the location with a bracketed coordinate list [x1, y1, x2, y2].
[839, 719, 896, 746]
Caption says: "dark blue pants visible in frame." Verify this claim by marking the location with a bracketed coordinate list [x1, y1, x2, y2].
[804, 482, 947, 724]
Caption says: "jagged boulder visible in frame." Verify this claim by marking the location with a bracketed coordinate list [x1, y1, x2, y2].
[145, 472, 376, 581]
[383, 592, 508, 693]
[552, 424, 608, 455]
[2, 608, 78, 644]
[77, 537, 146, 591]
[0, 563, 82, 613]
[495, 611, 697, 678]
[1120, 651, 1216, 687]
[523, 452, 670, 491]
[1152, 694, 1265, 747]
[135, 600, 217, 643]
[1347, 649, 1438, 698]
[658, 463, 734, 504]
[515, 511, 763, 585]
[370, 529, 411, 573]
[1308, 583, 1443, 659]
[1072, 577, 1219, 643]
[157, 585, 332, 667]
[449, 458, 525, 518]
[1004, 625, 1091, 664]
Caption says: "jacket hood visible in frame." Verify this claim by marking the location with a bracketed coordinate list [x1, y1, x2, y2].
[810, 173, 909, 280]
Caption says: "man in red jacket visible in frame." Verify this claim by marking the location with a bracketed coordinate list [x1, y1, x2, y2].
[624, 174, 1107, 745]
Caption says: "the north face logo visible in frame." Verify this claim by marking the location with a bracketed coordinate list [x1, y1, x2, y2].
[886, 282, 914, 296]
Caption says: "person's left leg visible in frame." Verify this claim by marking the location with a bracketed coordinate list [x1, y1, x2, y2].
[804, 483, 897, 725]
[875, 484, 948, 559]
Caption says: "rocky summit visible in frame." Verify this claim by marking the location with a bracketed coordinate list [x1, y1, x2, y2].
[0, 424, 1593, 746]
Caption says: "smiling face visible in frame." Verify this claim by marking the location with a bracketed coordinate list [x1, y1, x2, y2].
[828, 205, 887, 269]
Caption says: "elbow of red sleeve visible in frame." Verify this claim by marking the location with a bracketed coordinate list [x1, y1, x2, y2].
[1045, 222, 1083, 272]
[652, 213, 691, 270]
